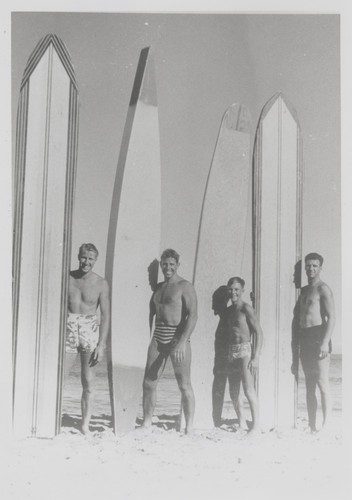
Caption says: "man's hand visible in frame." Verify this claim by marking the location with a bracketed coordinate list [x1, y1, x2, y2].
[319, 341, 330, 359]
[248, 356, 259, 375]
[291, 362, 298, 377]
[89, 343, 105, 367]
[171, 340, 186, 364]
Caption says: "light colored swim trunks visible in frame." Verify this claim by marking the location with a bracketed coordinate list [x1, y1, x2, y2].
[229, 341, 252, 360]
[66, 313, 99, 353]
[153, 324, 178, 344]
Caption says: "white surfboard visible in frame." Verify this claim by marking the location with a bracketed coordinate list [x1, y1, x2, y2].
[190, 103, 252, 429]
[105, 47, 161, 434]
[13, 34, 78, 438]
[253, 92, 303, 431]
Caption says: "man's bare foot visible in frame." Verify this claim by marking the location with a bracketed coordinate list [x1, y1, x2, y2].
[136, 422, 153, 433]
[184, 426, 194, 436]
[239, 419, 247, 430]
[246, 427, 260, 438]
[81, 424, 90, 435]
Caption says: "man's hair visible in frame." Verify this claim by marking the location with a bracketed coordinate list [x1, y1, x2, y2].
[79, 243, 99, 257]
[305, 252, 323, 266]
[227, 276, 245, 288]
[160, 248, 180, 263]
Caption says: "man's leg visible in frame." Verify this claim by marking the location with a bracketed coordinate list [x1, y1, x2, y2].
[64, 352, 78, 384]
[241, 356, 259, 433]
[212, 372, 227, 427]
[228, 371, 247, 430]
[80, 351, 97, 434]
[301, 350, 319, 432]
[141, 338, 168, 429]
[317, 355, 331, 429]
[171, 342, 195, 434]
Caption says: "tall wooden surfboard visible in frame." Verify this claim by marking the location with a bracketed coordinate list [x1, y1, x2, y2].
[253, 92, 302, 431]
[105, 47, 161, 434]
[190, 104, 252, 429]
[12, 34, 78, 438]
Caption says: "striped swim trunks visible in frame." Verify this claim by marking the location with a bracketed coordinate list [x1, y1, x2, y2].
[66, 313, 99, 354]
[153, 324, 177, 344]
[229, 341, 251, 360]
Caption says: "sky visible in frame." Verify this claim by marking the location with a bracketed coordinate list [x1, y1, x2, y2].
[9, 8, 342, 352]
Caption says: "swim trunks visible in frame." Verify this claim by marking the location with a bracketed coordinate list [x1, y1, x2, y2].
[229, 341, 252, 360]
[66, 313, 99, 354]
[298, 324, 332, 361]
[153, 324, 178, 344]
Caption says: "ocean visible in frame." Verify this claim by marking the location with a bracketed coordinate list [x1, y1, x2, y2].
[61, 353, 342, 429]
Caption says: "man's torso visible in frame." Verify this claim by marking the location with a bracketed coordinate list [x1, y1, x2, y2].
[298, 283, 324, 329]
[68, 272, 102, 315]
[153, 279, 185, 326]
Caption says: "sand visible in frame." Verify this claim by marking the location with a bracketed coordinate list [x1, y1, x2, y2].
[6, 356, 347, 500]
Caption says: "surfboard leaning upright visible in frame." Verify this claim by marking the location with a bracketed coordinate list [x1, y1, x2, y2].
[105, 47, 161, 434]
[12, 35, 78, 438]
[190, 104, 252, 429]
[253, 92, 303, 431]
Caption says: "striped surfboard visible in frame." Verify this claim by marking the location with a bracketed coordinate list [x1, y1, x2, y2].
[13, 34, 78, 438]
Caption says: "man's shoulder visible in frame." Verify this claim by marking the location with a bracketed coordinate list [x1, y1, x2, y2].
[93, 272, 109, 286]
[178, 277, 195, 292]
[242, 301, 255, 314]
[317, 281, 333, 295]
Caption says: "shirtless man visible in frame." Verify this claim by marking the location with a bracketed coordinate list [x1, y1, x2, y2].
[223, 277, 263, 435]
[65, 243, 110, 434]
[211, 285, 246, 430]
[141, 249, 198, 434]
[291, 252, 335, 433]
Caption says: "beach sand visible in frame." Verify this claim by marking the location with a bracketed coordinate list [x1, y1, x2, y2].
[6, 356, 346, 500]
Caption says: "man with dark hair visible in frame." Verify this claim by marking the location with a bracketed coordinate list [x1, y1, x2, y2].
[140, 248, 198, 434]
[65, 243, 110, 434]
[291, 252, 335, 433]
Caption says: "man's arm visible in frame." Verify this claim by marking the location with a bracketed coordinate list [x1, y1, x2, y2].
[291, 299, 300, 376]
[149, 293, 156, 335]
[91, 279, 110, 365]
[319, 283, 335, 358]
[244, 304, 263, 370]
[171, 282, 198, 362]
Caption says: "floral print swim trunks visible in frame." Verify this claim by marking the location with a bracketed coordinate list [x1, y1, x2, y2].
[66, 313, 99, 353]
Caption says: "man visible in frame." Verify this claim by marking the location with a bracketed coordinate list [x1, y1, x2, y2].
[223, 277, 263, 435]
[65, 243, 110, 434]
[211, 285, 246, 430]
[291, 252, 335, 433]
[141, 248, 198, 434]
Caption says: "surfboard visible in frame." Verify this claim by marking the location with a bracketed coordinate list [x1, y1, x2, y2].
[105, 47, 161, 434]
[190, 103, 252, 429]
[253, 92, 303, 431]
[12, 34, 78, 438]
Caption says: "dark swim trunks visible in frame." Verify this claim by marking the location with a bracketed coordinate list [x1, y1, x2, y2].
[298, 325, 332, 363]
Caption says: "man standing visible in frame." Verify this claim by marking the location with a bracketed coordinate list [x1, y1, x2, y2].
[223, 277, 263, 435]
[65, 243, 110, 434]
[141, 249, 198, 434]
[291, 252, 335, 433]
[211, 285, 246, 430]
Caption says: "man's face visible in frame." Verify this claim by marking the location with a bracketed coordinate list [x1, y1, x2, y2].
[228, 282, 244, 303]
[305, 259, 322, 280]
[160, 257, 179, 279]
[78, 250, 97, 274]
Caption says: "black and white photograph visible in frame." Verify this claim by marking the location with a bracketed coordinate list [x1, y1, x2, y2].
[3, 1, 351, 499]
